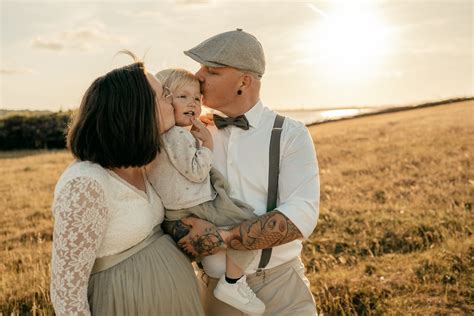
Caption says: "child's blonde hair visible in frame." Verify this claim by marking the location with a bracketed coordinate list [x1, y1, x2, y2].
[155, 68, 200, 93]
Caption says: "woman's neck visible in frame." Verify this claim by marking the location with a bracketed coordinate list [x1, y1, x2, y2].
[111, 166, 146, 192]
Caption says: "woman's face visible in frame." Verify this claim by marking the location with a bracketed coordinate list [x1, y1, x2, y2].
[146, 73, 175, 133]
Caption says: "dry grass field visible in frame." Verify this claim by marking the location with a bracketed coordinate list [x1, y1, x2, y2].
[305, 100, 473, 315]
[1, 100, 473, 315]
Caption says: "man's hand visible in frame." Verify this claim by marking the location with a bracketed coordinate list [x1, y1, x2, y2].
[199, 113, 214, 126]
[177, 217, 225, 259]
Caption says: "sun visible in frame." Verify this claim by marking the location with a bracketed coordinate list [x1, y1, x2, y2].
[302, 2, 392, 82]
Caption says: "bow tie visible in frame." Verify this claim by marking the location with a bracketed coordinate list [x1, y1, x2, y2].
[213, 114, 250, 130]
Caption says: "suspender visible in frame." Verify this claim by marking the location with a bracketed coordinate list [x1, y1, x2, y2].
[257, 114, 285, 269]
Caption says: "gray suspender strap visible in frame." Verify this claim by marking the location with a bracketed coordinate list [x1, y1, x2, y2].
[258, 114, 285, 269]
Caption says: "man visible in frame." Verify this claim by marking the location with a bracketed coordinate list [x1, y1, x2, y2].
[178, 28, 320, 315]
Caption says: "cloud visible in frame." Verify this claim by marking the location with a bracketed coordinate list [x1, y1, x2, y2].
[119, 10, 163, 18]
[32, 21, 128, 52]
[118, 0, 215, 19]
[175, 0, 214, 4]
[32, 38, 64, 51]
[1, 67, 36, 75]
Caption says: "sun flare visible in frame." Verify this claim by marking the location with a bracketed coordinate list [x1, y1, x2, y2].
[302, 2, 392, 82]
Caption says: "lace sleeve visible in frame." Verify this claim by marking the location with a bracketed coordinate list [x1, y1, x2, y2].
[51, 176, 108, 316]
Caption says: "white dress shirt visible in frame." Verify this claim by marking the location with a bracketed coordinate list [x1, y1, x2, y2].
[202, 100, 320, 278]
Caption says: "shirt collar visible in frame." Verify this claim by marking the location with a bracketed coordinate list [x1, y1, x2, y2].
[243, 100, 264, 129]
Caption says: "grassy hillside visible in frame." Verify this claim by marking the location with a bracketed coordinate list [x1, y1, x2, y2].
[1, 100, 473, 314]
[304, 100, 473, 314]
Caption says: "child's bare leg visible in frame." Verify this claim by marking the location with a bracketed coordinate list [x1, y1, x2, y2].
[225, 252, 244, 279]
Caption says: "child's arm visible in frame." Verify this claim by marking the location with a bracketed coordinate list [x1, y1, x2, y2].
[162, 126, 213, 183]
[190, 118, 213, 150]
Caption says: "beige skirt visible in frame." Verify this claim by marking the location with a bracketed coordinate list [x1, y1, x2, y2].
[87, 233, 204, 315]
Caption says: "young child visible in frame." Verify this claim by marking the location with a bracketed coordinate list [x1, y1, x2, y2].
[147, 68, 265, 315]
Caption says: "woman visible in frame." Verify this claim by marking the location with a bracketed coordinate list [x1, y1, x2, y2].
[50, 53, 204, 315]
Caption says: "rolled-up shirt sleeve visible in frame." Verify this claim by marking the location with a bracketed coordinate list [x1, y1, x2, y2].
[275, 124, 320, 239]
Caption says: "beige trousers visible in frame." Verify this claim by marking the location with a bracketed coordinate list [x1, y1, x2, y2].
[197, 257, 318, 316]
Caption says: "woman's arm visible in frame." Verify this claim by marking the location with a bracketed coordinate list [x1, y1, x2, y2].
[50, 177, 108, 316]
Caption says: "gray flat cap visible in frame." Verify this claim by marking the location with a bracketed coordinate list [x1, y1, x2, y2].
[184, 28, 265, 77]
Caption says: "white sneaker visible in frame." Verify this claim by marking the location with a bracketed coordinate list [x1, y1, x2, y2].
[213, 275, 265, 315]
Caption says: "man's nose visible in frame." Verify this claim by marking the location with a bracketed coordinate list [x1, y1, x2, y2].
[195, 67, 205, 82]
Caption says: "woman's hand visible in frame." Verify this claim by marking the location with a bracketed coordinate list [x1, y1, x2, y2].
[190, 118, 214, 150]
[177, 217, 225, 259]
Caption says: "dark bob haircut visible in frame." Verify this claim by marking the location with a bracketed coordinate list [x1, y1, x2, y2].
[67, 53, 161, 168]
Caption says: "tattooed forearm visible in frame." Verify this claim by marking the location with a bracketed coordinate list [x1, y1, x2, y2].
[224, 210, 303, 251]
[189, 227, 225, 259]
[176, 217, 226, 259]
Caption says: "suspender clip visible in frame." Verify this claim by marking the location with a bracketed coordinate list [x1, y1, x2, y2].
[255, 268, 266, 282]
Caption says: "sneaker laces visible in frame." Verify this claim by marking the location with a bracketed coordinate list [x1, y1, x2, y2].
[236, 277, 257, 300]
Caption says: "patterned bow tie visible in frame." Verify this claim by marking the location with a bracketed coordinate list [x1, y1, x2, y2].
[213, 114, 250, 130]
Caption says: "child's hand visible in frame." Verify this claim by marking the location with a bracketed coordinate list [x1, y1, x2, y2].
[190, 118, 214, 150]
[199, 113, 214, 126]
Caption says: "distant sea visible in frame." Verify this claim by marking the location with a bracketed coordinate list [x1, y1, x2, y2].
[276, 97, 473, 125]
[277, 107, 380, 125]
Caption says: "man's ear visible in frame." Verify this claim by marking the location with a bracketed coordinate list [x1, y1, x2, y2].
[240, 73, 254, 89]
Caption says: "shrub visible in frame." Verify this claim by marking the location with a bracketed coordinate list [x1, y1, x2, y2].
[0, 112, 71, 150]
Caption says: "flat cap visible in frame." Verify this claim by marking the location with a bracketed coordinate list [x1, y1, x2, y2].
[184, 28, 265, 77]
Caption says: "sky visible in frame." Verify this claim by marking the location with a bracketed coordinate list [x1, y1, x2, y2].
[1, 0, 473, 111]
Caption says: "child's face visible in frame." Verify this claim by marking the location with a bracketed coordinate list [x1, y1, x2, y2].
[172, 81, 202, 127]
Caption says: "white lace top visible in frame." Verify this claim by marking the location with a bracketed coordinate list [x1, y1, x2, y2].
[50, 161, 164, 316]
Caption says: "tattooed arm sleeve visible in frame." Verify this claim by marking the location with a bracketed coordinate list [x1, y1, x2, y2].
[221, 210, 303, 251]
[176, 211, 302, 258]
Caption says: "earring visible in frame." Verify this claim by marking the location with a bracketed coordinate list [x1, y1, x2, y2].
[237, 90, 242, 95]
